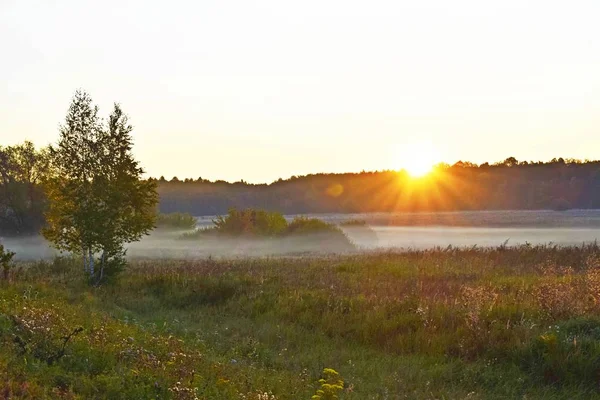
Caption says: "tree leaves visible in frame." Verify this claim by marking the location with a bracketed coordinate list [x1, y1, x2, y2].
[0, 142, 49, 235]
[43, 90, 158, 283]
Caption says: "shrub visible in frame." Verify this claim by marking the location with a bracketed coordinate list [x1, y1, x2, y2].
[285, 217, 355, 252]
[94, 248, 128, 285]
[0, 244, 16, 280]
[155, 212, 197, 230]
[179, 210, 357, 252]
[213, 208, 287, 236]
[286, 217, 341, 235]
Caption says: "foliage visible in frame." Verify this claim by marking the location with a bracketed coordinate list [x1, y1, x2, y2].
[95, 247, 127, 285]
[0, 244, 15, 280]
[285, 217, 341, 235]
[43, 90, 158, 284]
[209, 211, 346, 238]
[181, 210, 356, 252]
[284, 217, 355, 251]
[156, 212, 197, 230]
[156, 159, 600, 215]
[4, 147, 600, 231]
[0, 141, 50, 235]
[213, 208, 287, 236]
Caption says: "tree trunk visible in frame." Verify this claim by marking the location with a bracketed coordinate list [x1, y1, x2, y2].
[82, 248, 88, 274]
[97, 250, 106, 286]
[88, 247, 95, 277]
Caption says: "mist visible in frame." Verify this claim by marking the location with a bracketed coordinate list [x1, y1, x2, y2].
[4, 223, 600, 261]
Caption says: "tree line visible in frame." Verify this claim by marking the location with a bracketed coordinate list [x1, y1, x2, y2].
[156, 158, 600, 215]
[4, 145, 600, 235]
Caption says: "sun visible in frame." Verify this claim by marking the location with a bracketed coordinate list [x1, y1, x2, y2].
[396, 142, 439, 178]
[405, 159, 433, 177]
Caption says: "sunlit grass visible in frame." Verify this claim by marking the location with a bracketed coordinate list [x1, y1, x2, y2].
[2, 244, 600, 398]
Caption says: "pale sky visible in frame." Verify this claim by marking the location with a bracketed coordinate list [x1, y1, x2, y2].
[1, 0, 599, 183]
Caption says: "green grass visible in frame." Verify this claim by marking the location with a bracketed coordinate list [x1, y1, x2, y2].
[2, 244, 600, 398]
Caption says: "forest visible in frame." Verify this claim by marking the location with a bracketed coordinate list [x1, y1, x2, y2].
[155, 157, 600, 215]
[2, 142, 600, 236]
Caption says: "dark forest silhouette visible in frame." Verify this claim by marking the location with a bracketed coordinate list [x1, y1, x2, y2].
[157, 157, 600, 215]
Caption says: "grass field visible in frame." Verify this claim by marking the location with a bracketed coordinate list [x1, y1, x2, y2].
[2, 244, 600, 399]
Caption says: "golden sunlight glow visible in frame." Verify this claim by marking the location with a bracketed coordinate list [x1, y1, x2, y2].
[397, 142, 439, 178]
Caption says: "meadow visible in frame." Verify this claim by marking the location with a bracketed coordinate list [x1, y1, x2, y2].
[2, 244, 600, 399]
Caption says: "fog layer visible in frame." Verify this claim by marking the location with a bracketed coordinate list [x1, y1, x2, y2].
[3, 226, 599, 261]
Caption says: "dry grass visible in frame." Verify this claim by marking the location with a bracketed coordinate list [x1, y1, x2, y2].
[2, 244, 600, 398]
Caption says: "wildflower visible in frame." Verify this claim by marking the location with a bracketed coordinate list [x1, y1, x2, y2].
[311, 368, 344, 400]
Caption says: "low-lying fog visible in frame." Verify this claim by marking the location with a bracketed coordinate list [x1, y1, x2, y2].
[3, 210, 600, 261]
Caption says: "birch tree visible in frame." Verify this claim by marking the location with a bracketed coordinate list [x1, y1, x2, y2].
[43, 90, 157, 284]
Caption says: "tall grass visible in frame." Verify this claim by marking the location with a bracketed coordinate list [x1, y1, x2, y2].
[2, 244, 600, 398]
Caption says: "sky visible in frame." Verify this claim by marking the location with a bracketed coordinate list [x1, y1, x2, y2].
[1, 0, 600, 183]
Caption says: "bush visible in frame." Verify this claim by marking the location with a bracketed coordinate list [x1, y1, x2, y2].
[213, 208, 287, 236]
[286, 217, 342, 235]
[155, 212, 197, 230]
[93, 248, 127, 285]
[178, 209, 356, 252]
[285, 217, 355, 252]
[0, 244, 16, 280]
